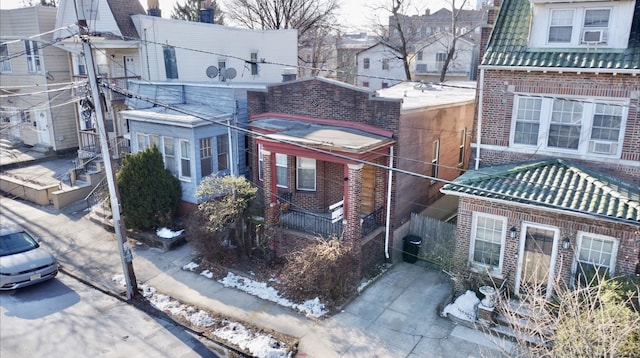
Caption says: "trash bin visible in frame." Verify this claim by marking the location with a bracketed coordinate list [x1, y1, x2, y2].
[402, 235, 422, 263]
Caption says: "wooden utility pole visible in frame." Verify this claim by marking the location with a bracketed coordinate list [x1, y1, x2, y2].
[76, 15, 137, 299]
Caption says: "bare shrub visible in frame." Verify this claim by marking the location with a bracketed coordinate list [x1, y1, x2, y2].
[184, 212, 237, 266]
[279, 237, 358, 308]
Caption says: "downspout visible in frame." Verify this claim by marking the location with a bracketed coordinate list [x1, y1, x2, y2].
[144, 28, 150, 80]
[475, 68, 485, 170]
[384, 145, 394, 259]
[228, 102, 236, 176]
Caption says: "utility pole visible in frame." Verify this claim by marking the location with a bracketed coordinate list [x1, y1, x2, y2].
[76, 13, 137, 299]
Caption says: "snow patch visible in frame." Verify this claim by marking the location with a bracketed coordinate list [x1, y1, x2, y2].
[441, 290, 480, 322]
[156, 227, 184, 239]
[182, 262, 199, 271]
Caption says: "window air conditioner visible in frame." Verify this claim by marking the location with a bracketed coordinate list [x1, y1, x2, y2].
[588, 140, 617, 155]
[582, 29, 604, 44]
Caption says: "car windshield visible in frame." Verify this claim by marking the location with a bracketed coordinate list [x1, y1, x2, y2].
[0, 231, 40, 257]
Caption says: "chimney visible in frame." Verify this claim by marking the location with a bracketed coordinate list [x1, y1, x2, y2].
[147, 0, 161, 17]
[282, 68, 297, 82]
[200, 0, 214, 23]
[424, 9, 430, 16]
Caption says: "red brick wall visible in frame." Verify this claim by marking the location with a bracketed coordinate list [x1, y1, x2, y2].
[395, 102, 475, 226]
[456, 197, 639, 290]
[472, 70, 640, 185]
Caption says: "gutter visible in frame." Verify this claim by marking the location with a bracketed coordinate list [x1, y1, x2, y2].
[384, 146, 394, 259]
[479, 65, 640, 75]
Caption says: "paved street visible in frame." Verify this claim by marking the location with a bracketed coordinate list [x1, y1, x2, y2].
[0, 167, 514, 357]
[0, 273, 226, 357]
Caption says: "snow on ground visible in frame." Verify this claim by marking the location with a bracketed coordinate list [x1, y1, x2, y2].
[183, 261, 328, 318]
[112, 275, 292, 358]
[156, 227, 184, 239]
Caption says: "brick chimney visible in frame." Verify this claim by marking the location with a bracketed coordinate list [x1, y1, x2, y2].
[200, 0, 215, 23]
[147, 0, 161, 17]
[479, 0, 501, 61]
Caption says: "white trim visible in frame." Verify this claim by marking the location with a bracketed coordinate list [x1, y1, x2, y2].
[296, 157, 316, 191]
[178, 138, 191, 182]
[571, 231, 619, 285]
[478, 65, 639, 75]
[469, 212, 507, 276]
[514, 222, 560, 300]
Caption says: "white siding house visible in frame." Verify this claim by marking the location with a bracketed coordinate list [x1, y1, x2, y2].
[412, 32, 478, 82]
[356, 43, 405, 90]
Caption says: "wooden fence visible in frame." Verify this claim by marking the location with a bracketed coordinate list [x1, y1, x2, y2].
[409, 213, 457, 268]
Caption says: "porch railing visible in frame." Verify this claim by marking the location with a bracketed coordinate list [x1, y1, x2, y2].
[362, 206, 385, 236]
[281, 206, 385, 238]
[79, 130, 130, 159]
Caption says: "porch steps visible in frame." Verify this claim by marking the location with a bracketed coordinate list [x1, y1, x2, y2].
[31, 144, 53, 155]
[488, 300, 554, 347]
[0, 138, 23, 149]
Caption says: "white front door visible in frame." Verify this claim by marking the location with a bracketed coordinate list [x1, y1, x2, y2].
[35, 110, 50, 145]
[515, 223, 559, 299]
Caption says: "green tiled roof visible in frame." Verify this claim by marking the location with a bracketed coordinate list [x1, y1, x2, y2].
[442, 160, 640, 224]
[482, 0, 640, 70]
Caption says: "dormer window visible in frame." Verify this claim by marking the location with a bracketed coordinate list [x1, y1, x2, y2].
[529, 1, 632, 50]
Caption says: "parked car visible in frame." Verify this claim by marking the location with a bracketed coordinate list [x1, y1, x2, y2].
[0, 224, 58, 290]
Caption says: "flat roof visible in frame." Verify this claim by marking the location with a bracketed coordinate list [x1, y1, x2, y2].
[376, 81, 477, 110]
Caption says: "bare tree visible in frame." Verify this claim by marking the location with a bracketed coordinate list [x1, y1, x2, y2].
[171, 0, 225, 24]
[372, 0, 484, 82]
[298, 24, 336, 78]
[20, 0, 57, 6]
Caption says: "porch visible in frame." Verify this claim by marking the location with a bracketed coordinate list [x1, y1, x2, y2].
[78, 130, 131, 160]
[280, 206, 385, 239]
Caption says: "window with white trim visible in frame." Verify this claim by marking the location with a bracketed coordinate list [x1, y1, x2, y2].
[216, 134, 228, 172]
[250, 52, 258, 75]
[179, 139, 191, 180]
[547, 7, 611, 46]
[470, 213, 506, 273]
[275, 153, 287, 188]
[296, 157, 316, 191]
[149, 134, 159, 149]
[136, 133, 149, 152]
[24, 40, 41, 73]
[574, 232, 618, 285]
[200, 137, 213, 177]
[363, 58, 370, 69]
[511, 95, 626, 156]
[1, 43, 11, 73]
[163, 136, 176, 175]
[458, 129, 466, 166]
[431, 139, 439, 184]
[258, 144, 264, 181]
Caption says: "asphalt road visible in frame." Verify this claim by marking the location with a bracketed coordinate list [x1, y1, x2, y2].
[0, 272, 226, 357]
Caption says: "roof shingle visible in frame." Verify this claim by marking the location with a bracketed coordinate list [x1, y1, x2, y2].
[442, 159, 640, 224]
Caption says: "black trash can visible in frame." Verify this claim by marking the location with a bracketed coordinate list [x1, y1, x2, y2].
[402, 235, 422, 263]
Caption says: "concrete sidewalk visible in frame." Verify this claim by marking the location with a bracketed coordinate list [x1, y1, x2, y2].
[0, 179, 512, 357]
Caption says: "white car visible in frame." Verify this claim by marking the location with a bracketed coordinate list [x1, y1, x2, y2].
[0, 224, 58, 290]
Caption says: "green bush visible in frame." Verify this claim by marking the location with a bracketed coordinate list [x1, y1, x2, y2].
[116, 146, 182, 230]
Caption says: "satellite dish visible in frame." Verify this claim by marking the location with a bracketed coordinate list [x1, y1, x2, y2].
[225, 67, 237, 80]
[206, 65, 219, 78]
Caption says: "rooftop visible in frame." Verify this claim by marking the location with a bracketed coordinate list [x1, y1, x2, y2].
[376, 81, 477, 110]
[442, 159, 640, 224]
[482, 0, 640, 70]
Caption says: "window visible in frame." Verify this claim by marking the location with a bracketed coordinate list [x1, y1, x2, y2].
[549, 100, 582, 150]
[363, 58, 370, 69]
[431, 139, 439, 184]
[417, 50, 423, 61]
[362, 81, 369, 88]
[179, 139, 191, 180]
[548, 9, 574, 43]
[73, 54, 86, 76]
[216, 134, 228, 172]
[382, 82, 389, 89]
[149, 135, 159, 149]
[458, 129, 466, 166]
[200, 137, 213, 177]
[163, 136, 176, 175]
[470, 213, 506, 272]
[218, 60, 226, 81]
[296, 157, 316, 191]
[382, 58, 389, 70]
[250, 52, 258, 75]
[1, 43, 11, 73]
[436, 52, 447, 62]
[136, 133, 149, 152]
[511, 95, 626, 156]
[416, 64, 427, 73]
[24, 41, 41, 73]
[258, 144, 264, 181]
[581, 9, 610, 44]
[275, 153, 287, 188]
[163, 46, 178, 79]
[574, 232, 618, 285]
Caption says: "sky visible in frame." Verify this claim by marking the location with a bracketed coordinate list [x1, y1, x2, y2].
[0, 0, 471, 32]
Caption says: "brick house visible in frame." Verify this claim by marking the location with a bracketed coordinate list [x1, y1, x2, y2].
[248, 77, 476, 276]
[442, 0, 640, 298]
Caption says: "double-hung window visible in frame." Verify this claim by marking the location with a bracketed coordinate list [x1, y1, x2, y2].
[581, 9, 610, 44]
[24, 40, 41, 73]
[163, 46, 178, 79]
[0, 43, 11, 73]
[136, 133, 149, 152]
[179, 139, 191, 180]
[548, 9, 574, 43]
[458, 129, 466, 166]
[431, 139, 440, 184]
[511, 95, 625, 156]
[163, 136, 176, 175]
[363, 58, 370, 69]
[275, 153, 287, 188]
[200, 138, 213, 177]
[216, 134, 228, 172]
[546, 7, 611, 46]
[574, 232, 618, 285]
[470, 213, 506, 273]
[296, 157, 316, 191]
